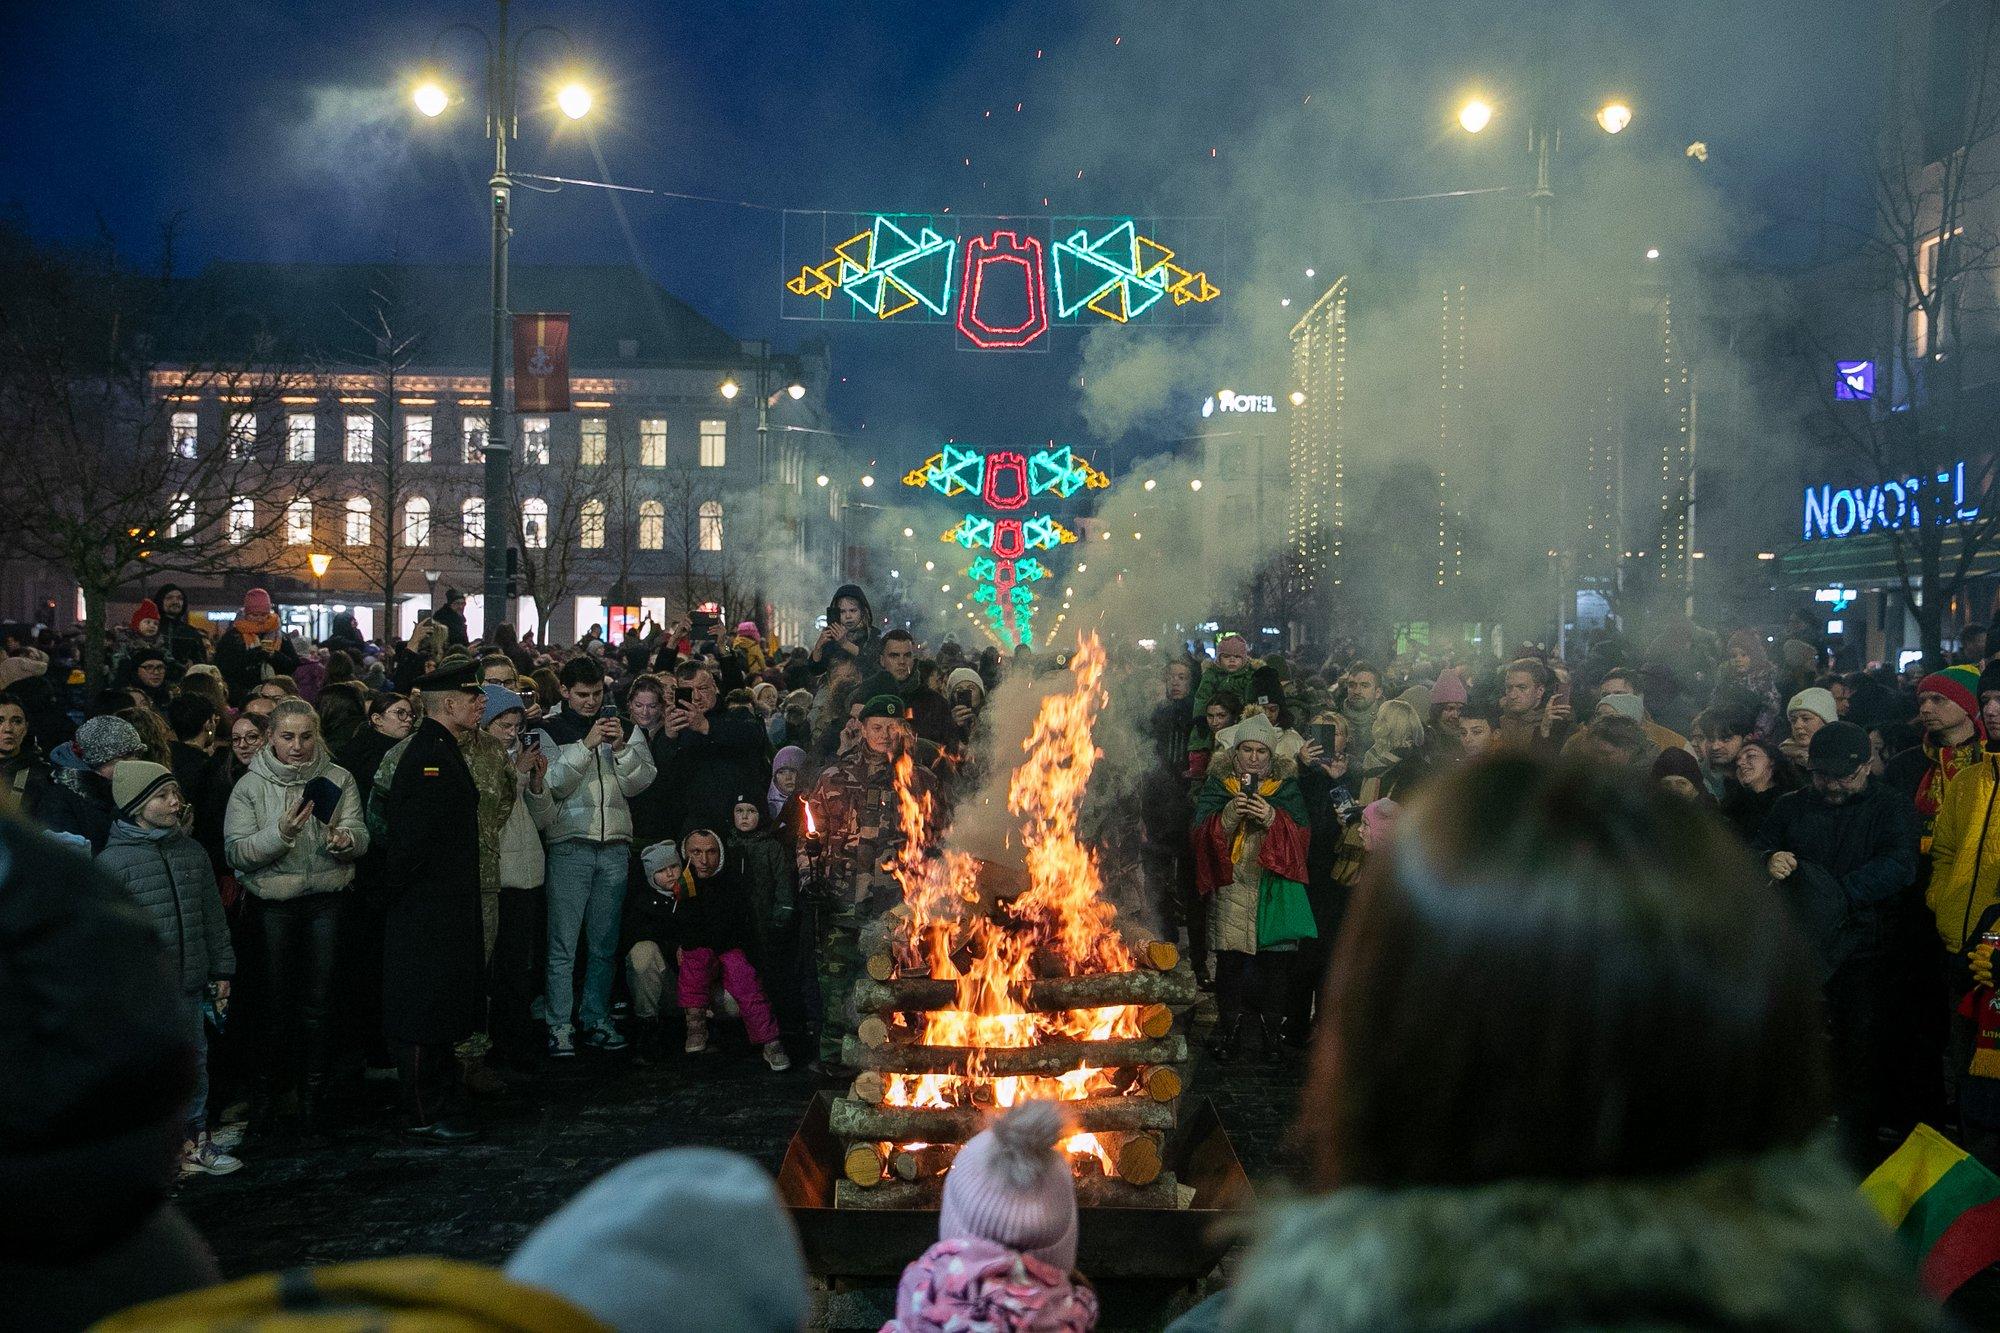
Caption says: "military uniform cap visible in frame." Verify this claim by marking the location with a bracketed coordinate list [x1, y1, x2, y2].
[859, 694, 907, 721]
[412, 659, 482, 693]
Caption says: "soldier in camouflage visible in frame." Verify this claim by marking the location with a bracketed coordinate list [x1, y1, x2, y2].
[801, 693, 933, 1073]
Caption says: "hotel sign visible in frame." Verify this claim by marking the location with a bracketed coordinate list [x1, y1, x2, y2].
[1802, 460, 1981, 541]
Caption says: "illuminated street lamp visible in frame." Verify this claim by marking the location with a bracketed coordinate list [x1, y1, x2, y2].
[1458, 97, 1493, 133]
[410, 2, 592, 632]
[718, 377, 740, 400]
[1596, 101, 1633, 134]
[1288, 389, 1306, 407]
[308, 551, 332, 640]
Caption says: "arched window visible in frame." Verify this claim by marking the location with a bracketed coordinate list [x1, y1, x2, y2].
[462, 496, 485, 548]
[699, 499, 724, 552]
[638, 499, 664, 550]
[285, 498, 313, 545]
[580, 498, 605, 550]
[403, 496, 431, 547]
[522, 497, 548, 549]
[344, 496, 372, 546]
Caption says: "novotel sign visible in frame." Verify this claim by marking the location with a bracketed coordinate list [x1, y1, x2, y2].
[1202, 390, 1277, 417]
[1801, 460, 1982, 541]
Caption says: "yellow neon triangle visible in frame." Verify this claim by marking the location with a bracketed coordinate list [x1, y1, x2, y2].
[1087, 282, 1130, 323]
[1134, 234, 1174, 278]
[833, 230, 873, 273]
[878, 275, 920, 319]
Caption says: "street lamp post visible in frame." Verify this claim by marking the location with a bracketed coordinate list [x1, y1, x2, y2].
[308, 551, 332, 641]
[414, 0, 590, 638]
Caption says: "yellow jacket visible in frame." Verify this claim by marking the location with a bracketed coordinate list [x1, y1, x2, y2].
[1926, 754, 2000, 950]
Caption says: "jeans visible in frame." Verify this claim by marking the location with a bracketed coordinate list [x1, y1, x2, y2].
[545, 840, 628, 1031]
[181, 990, 209, 1139]
[255, 892, 343, 1093]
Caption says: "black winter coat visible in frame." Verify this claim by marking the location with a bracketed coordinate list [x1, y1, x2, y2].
[654, 710, 772, 837]
[1755, 779, 1919, 973]
[378, 718, 482, 1045]
[28, 769, 119, 853]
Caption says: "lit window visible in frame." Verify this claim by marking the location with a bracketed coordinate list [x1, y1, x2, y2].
[344, 496, 371, 546]
[228, 497, 254, 545]
[286, 413, 317, 462]
[403, 496, 431, 547]
[171, 411, 198, 458]
[167, 492, 194, 537]
[521, 416, 549, 465]
[522, 497, 548, 549]
[404, 415, 432, 463]
[461, 496, 485, 547]
[640, 418, 667, 467]
[699, 418, 727, 468]
[1915, 226, 1965, 358]
[581, 498, 606, 549]
[227, 412, 256, 459]
[580, 417, 607, 466]
[462, 415, 487, 464]
[285, 498, 313, 545]
[344, 413, 373, 463]
[638, 499, 664, 549]
[699, 499, 724, 551]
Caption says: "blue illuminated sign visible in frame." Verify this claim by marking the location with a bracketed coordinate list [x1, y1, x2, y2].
[1835, 360, 1875, 400]
[1801, 461, 1980, 541]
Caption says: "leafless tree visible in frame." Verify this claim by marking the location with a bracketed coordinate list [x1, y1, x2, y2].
[0, 221, 326, 687]
[510, 425, 619, 645]
[1796, 4, 2000, 664]
[657, 464, 746, 621]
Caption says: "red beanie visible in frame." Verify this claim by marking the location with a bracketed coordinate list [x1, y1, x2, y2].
[129, 599, 159, 631]
[1920, 665, 1985, 737]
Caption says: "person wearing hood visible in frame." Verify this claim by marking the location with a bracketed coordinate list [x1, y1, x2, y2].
[1168, 755, 1941, 1333]
[1425, 669, 1468, 761]
[665, 826, 789, 1070]
[1188, 634, 1259, 760]
[116, 646, 174, 712]
[505, 1147, 809, 1332]
[29, 714, 147, 853]
[732, 620, 769, 674]
[223, 698, 367, 1135]
[809, 582, 880, 678]
[433, 586, 470, 647]
[1191, 712, 1313, 1063]
[96, 762, 240, 1179]
[151, 584, 210, 664]
[215, 588, 299, 705]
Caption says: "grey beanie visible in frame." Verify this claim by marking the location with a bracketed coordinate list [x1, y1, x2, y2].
[639, 839, 680, 881]
[506, 1147, 808, 1332]
[75, 717, 145, 769]
[1596, 693, 1646, 724]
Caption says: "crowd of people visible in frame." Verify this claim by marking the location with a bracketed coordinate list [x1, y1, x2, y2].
[4, 577, 1995, 1329]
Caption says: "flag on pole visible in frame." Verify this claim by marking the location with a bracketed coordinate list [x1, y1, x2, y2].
[1860, 1123, 2000, 1299]
[512, 312, 571, 413]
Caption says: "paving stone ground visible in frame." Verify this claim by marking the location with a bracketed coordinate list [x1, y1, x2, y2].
[177, 1003, 1305, 1331]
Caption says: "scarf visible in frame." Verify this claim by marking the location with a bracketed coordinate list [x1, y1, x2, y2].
[1222, 772, 1281, 864]
[232, 611, 279, 645]
[1918, 736, 1985, 842]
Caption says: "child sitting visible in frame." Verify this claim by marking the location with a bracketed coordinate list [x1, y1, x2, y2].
[885, 1100, 1099, 1331]
[669, 827, 789, 1072]
[94, 761, 240, 1178]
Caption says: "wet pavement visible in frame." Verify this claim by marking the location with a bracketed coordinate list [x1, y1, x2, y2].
[177, 1000, 1307, 1330]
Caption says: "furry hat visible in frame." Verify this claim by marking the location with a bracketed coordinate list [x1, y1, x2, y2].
[937, 1100, 1079, 1273]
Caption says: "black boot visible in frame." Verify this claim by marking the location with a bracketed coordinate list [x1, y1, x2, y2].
[1207, 1013, 1243, 1063]
[298, 1075, 338, 1144]
[1260, 1017, 1287, 1065]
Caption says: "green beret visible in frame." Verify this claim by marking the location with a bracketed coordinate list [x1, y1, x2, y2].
[859, 693, 907, 721]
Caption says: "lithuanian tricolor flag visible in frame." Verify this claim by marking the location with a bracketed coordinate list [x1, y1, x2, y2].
[1861, 1123, 2000, 1298]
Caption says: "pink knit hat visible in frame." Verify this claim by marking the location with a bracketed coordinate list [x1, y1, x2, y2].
[1429, 669, 1468, 706]
[242, 588, 273, 616]
[937, 1100, 1079, 1274]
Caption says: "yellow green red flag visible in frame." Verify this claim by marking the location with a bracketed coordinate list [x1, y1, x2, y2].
[1861, 1123, 2000, 1299]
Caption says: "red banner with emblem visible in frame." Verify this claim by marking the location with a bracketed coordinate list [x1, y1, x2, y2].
[512, 312, 571, 413]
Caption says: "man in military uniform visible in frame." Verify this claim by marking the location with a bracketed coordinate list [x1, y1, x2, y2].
[802, 694, 932, 1075]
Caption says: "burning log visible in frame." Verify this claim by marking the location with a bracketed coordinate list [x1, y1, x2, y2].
[890, 1143, 958, 1182]
[842, 1033, 1188, 1076]
[849, 1071, 889, 1105]
[833, 1171, 1185, 1211]
[1141, 939, 1181, 972]
[829, 1094, 1174, 1143]
[850, 964, 1197, 1016]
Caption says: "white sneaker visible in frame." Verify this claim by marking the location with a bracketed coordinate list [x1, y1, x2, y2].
[762, 1040, 792, 1072]
[684, 1010, 710, 1055]
[179, 1137, 243, 1178]
[548, 1024, 576, 1058]
[209, 1123, 245, 1152]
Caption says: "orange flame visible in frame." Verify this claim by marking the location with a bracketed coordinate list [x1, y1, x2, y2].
[880, 633, 1145, 1126]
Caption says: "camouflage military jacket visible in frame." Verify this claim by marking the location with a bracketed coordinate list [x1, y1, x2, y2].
[804, 745, 932, 916]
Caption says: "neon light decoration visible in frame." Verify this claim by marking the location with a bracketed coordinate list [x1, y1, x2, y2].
[783, 212, 1220, 349]
[906, 443, 1101, 647]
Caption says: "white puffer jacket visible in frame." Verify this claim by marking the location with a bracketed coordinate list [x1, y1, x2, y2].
[223, 746, 368, 900]
[538, 714, 656, 845]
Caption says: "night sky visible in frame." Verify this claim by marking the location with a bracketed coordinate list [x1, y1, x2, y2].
[5, 1, 1886, 478]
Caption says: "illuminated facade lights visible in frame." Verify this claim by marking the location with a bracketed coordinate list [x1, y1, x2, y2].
[1287, 277, 1348, 592]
